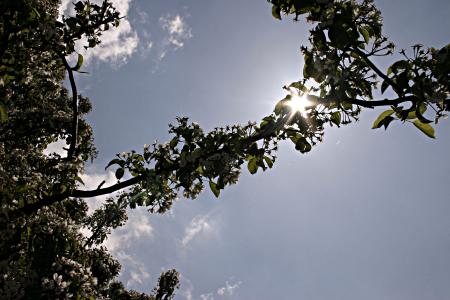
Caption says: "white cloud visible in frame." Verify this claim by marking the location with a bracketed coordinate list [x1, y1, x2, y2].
[59, 0, 139, 65]
[76, 168, 154, 289]
[158, 13, 193, 60]
[114, 251, 151, 288]
[103, 207, 154, 252]
[217, 281, 242, 297]
[43, 139, 68, 157]
[127, 268, 151, 287]
[200, 293, 214, 300]
[181, 215, 212, 247]
[79, 170, 117, 212]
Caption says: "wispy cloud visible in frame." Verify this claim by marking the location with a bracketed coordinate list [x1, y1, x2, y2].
[181, 215, 212, 247]
[158, 13, 193, 60]
[200, 293, 214, 300]
[217, 281, 242, 297]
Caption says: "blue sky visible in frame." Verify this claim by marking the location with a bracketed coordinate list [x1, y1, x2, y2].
[59, 0, 450, 299]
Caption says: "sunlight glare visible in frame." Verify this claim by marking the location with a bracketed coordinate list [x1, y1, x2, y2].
[287, 94, 312, 117]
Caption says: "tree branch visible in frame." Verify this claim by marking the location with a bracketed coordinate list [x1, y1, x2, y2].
[60, 55, 79, 159]
[315, 95, 418, 108]
[16, 95, 417, 217]
[17, 175, 145, 216]
[352, 48, 402, 95]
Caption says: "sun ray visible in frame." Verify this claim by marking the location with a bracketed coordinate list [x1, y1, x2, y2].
[287, 94, 312, 117]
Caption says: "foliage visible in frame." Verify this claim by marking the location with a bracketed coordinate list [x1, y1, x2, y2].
[0, 0, 448, 298]
[270, 0, 449, 138]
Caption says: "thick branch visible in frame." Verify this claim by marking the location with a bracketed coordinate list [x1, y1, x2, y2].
[60, 55, 79, 159]
[18, 175, 145, 216]
[73, 175, 145, 198]
[313, 95, 418, 108]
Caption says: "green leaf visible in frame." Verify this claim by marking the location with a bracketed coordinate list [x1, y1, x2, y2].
[372, 109, 395, 129]
[209, 181, 220, 197]
[73, 54, 83, 71]
[272, 5, 281, 20]
[195, 165, 203, 174]
[263, 156, 273, 168]
[169, 137, 178, 148]
[413, 120, 436, 138]
[247, 157, 258, 174]
[330, 111, 341, 126]
[115, 168, 124, 180]
[358, 26, 370, 44]
[0, 103, 7, 122]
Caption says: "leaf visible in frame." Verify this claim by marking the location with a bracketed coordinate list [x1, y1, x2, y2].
[169, 137, 178, 148]
[358, 26, 370, 44]
[195, 165, 203, 174]
[382, 116, 394, 129]
[274, 96, 290, 115]
[209, 181, 220, 197]
[330, 111, 341, 126]
[371, 109, 395, 129]
[115, 168, 124, 180]
[272, 5, 281, 20]
[295, 137, 312, 153]
[388, 60, 409, 75]
[74, 176, 85, 185]
[73, 54, 83, 71]
[415, 102, 432, 124]
[413, 120, 436, 139]
[0, 102, 7, 122]
[105, 158, 123, 170]
[247, 157, 258, 174]
[328, 26, 349, 49]
[289, 81, 307, 92]
[263, 156, 273, 168]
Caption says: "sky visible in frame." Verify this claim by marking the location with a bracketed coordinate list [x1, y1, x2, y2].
[57, 1, 450, 299]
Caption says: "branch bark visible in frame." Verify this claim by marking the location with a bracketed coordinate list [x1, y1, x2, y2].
[60, 55, 79, 159]
[18, 175, 145, 216]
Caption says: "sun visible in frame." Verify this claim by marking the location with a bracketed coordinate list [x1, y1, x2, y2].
[287, 94, 312, 117]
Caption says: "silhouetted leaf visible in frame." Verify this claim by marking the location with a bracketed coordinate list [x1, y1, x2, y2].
[115, 168, 124, 179]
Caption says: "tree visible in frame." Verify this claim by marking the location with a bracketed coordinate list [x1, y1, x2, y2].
[0, 0, 448, 298]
